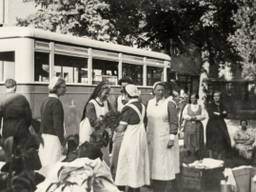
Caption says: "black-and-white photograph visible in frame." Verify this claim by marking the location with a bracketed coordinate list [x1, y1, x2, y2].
[0, 0, 256, 191]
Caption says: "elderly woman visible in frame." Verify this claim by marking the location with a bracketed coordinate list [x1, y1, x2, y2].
[147, 82, 179, 192]
[206, 91, 231, 159]
[234, 120, 255, 160]
[39, 76, 66, 167]
[115, 84, 150, 192]
[182, 93, 206, 160]
[79, 81, 112, 165]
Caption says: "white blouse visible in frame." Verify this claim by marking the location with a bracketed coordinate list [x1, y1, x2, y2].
[182, 103, 207, 121]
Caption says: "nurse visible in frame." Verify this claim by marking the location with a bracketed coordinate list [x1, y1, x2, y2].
[39, 76, 66, 167]
[111, 77, 133, 179]
[80, 81, 112, 165]
[147, 82, 179, 192]
[115, 84, 150, 192]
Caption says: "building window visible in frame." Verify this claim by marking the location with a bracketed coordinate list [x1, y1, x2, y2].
[92, 59, 118, 85]
[54, 54, 88, 83]
[122, 63, 143, 85]
[35, 52, 49, 82]
[147, 66, 163, 86]
[0, 51, 15, 82]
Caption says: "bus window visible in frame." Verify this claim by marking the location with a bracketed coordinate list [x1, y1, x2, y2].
[122, 63, 143, 85]
[0, 51, 15, 82]
[147, 66, 163, 86]
[54, 54, 88, 84]
[35, 52, 49, 82]
[92, 59, 118, 85]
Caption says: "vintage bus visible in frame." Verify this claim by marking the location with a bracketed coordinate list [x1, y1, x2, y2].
[0, 27, 171, 136]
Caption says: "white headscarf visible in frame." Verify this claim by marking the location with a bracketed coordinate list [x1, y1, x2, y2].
[152, 81, 163, 91]
[48, 76, 61, 90]
[125, 84, 141, 97]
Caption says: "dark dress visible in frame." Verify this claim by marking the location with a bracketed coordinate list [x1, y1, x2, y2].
[39, 96, 65, 167]
[115, 99, 150, 188]
[120, 101, 143, 124]
[206, 102, 231, 155]
[0, 93, 41, 171]
[40, 97, 64, 144]
[0, 93, 32, 141]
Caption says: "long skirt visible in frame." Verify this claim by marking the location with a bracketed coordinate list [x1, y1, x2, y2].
[115, 123, 150, 188]
[110, 132, 124, 179]
[206, 119, 231, 154]
[39, 134, 62, 167]
[184, 120, 204, 154]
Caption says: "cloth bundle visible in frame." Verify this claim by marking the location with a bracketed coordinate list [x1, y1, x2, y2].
[185, 158, 224, 169]
[36, 158, 120, 192]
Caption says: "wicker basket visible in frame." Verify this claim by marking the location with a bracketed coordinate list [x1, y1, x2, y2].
[182, 165, 224, 191]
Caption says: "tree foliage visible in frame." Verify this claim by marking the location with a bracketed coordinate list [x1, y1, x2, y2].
[104, 0, 145, 46]
[140, 1, 237, 60]
[102, 0, 238, 78]
[17, 0, 245, 79]
[229, 0, 256, 80]
[17, 0, 117, 42]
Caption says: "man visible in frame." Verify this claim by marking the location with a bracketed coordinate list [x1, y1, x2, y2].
[0, 79, 32, 142]
[116, 77, 133, 112]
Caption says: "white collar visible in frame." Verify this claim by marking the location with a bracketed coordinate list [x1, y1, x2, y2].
[95, 97, 104, 105]
[154, 97, 165, 104]
[6, 87, 16, 93]
[49, 93, 59, 99]
[127, 98, 139, 104]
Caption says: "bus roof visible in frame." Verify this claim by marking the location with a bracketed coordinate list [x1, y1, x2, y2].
[0, 27, 171, 61]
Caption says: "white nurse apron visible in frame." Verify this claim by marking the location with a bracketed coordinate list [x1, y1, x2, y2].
[147, 98, 179, 180]
[115, 103, 150, 188]
[39, 134, 62, 167]
[79, 99, 110, 166]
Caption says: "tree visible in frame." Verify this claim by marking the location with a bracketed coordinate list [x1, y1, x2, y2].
[229, 0, 256, 80]
[104, 0, 145, 46]
[17, 0, 241, 80]
[17, 0, 118, 42]
[140, 0, 237, 60]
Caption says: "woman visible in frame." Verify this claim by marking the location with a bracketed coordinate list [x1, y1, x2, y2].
[182, 93, 206, 161]
[39, 76, 66, 167]
[147, 82, 179, 192]
[79, 81, 112, 165]
[234, 120, 255, 160]
[165, 82, 180, 176]
[111, 77, 133, 179]
[115, 84, 150, 192]
[0, 78, 32, 143]
[206, 91, 231, 159]
[0, 79, 41, 171]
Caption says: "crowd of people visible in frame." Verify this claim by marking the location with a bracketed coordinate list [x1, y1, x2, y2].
[1, 77, 256, 192]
